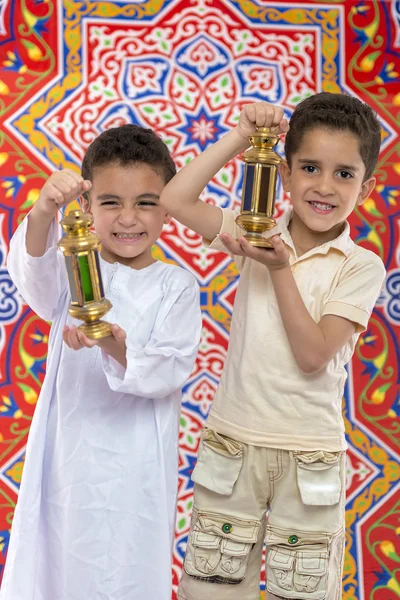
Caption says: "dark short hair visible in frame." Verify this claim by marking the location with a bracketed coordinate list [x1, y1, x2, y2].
[81, 124, 176, 184]
[284, 92, 381, 180]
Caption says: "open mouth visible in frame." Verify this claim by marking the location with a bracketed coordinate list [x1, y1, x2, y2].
[113, 232, 145, 242]
[308, 201, 335, 213]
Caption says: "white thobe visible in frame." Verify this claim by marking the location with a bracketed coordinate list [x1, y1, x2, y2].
[2, 215, 201, 600]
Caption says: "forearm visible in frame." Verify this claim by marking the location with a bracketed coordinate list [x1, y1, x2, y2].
[269, 266, 327, 373]
[26, 205, 57, 257]
[162, 129, 248, 212]
[98, 336, 127, 369]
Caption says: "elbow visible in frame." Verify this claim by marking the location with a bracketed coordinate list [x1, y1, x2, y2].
[159, 192, 176, 214]
[297, 353, 327, 375]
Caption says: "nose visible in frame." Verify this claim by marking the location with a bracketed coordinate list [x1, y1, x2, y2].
[118, 207, 137, 228]
[314, 173, 335, 197]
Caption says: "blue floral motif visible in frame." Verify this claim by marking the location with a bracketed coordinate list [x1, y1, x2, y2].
[0, 269, 19, 323]
[377, 268, 400, 325]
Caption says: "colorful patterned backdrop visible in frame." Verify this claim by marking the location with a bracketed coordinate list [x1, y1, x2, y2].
[0, 0, 399, 598]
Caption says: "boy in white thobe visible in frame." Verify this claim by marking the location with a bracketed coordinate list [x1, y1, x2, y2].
[3, 124, 202, 600]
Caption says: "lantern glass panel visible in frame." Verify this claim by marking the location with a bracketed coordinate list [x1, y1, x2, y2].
[94, 251, 105, 299]
[243, 165, 255, 212]
[78, 254, 94, 302]
[65, 255, 79, 303]
[258, 166, 272, 214]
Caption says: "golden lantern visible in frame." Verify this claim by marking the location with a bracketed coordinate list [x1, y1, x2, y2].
[58, 208, 112, 339]
[236, 126, 282, 247]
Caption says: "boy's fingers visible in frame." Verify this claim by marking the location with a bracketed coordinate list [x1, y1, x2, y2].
[77, 331, 97, 348]
[254, 103, 267, 127]
[45, 183, 65, 206]
[111, 324, 126, 342]
[68, 326, 83, 350]
[237, 236, 253, 251]
[280, 117, 290, 132]
[244, 103, 256, 124]
[238, 237, 271, 261]
[220, 234, 244, 255]
[63, 326, 71, 348]
[271, 235, 285, 253]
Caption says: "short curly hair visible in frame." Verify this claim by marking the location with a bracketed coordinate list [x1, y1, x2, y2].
[284, 92, 381, 180]
[81, 124, 176, 184]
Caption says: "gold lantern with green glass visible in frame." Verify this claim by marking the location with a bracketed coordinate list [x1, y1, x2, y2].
[58, 209, 112, 339]
[236, 126, 282, 247]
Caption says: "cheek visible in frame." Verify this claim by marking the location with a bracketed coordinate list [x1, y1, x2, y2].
[144, 210, 167, 227]
[92, 213, 114, 232]
[287, 176, 306, 194]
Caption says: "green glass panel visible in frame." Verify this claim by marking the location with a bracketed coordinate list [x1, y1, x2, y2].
[78, 254, 94, 302]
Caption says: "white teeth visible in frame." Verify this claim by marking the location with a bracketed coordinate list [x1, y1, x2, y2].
[115, 233, 142, 238]
[310, 202, 334, 211]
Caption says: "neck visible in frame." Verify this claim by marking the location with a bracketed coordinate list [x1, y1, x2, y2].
[289, 211, 345, 257]
[100, 248, 156, 270]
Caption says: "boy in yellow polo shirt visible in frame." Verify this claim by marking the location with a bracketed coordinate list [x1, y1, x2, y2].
[160, 93, 386, 600]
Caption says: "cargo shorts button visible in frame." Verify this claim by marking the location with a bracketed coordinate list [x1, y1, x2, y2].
[288, 535, 299, 545]
[222, 523, 233, 534]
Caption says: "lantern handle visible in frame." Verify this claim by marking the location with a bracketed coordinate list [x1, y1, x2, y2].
[56, 194, 87, 217]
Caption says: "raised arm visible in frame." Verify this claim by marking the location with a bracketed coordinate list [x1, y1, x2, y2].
[26, 169, 91, 257]
[160, 103, 289, 242]
[7, 170, 91, 321]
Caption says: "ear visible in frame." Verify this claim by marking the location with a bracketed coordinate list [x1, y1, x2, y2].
[163, 212, 172, 225]
[357, 177, 376, 206]
[81, 193, 91, 214]
[280, 160, 291, 192]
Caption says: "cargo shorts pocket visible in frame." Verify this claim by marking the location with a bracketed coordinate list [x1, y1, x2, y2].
[184, 510, 261, 584]
[191, 429, 244, 495]
[293, 450, 342, 506]
[266, 525, 331, 599]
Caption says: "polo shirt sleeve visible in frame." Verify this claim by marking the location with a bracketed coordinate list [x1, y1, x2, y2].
[322, 250, 386, 332]
[203, 208, 247, 271]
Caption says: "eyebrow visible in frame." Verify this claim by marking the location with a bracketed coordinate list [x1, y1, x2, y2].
[136, 193, 160, 201]
[297, 158, 359, 172]
[96, 193, 160, 201]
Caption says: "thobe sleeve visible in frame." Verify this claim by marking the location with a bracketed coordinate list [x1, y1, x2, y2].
[6, 212, 68, 321]
[102, 280, 201, 399]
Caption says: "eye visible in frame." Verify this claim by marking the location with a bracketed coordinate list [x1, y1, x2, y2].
[302, 165, 318, 174]
[337, 170, 353, 179]
[138, 201, 157, 207]
[100, 200, 119, 206]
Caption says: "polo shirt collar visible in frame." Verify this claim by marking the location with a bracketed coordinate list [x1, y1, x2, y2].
[276, 208, 354, 259]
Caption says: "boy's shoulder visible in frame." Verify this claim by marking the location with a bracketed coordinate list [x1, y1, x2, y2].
[155, 261, 199, 290]
[345, 241, 386, 274]
[330, 241, 386, 296]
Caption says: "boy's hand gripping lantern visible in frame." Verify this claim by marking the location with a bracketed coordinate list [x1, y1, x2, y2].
[236, 127, 282, 247]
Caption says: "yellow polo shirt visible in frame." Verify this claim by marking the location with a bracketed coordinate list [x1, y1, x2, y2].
[205, 208, 386, 451]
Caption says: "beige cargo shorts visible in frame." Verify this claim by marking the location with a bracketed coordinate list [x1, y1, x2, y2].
[178, 429, 346, 600]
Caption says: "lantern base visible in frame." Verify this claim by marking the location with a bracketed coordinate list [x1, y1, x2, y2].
[235, 214, 276, 248]
[77, 319, 113, 340]
[244, 232, 274, 248]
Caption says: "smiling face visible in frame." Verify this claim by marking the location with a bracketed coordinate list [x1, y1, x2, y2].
[281, 127, 376, 247]
[84, 161, 170, 269]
